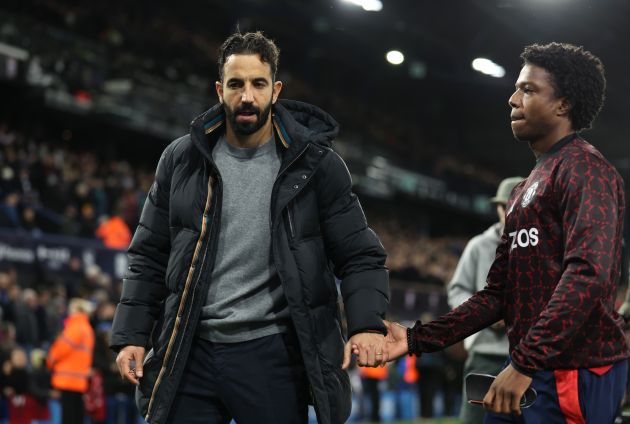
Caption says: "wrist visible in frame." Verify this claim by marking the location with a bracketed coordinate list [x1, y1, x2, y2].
[406, 323, 418, 356]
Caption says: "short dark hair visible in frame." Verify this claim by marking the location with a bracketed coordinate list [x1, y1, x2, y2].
[521, 42, 606, 131]
[218, 31, 280, 82]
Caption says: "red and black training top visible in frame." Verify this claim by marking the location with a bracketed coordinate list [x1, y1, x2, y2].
[412, 134, 630, 374]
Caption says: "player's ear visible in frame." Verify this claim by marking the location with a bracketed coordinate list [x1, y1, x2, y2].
[557, 98, 571, 118]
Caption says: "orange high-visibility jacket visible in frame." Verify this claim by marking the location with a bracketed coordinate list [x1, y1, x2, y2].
[47, 313, 95, 393]
[403, 355, 419, 384]
[96, 216, 132, 249]
[359, 363, 388, 380]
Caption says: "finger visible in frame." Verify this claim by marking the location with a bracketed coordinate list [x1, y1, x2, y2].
[121, 356, 138, 385]
[367, 345, 376, 367]
[482, 387, 495, 411]
[511, 391, 522, 416]
[342, 342, 352, 370]
[358, 343, 368, 367]
[134, 351, 144, 378]
[117, 353, 129, 379]
[352, 344, 359, 355]
[126, 367, 140, 385]
[375, 345, 386, 366]
[500, 390, 512, 415]
[380, 350, 389, 366]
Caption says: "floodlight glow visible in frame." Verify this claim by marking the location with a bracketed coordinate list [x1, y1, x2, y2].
[341, 0, 383, 12]
[386, 50, 405, 65]
[472, 57, 505, 78]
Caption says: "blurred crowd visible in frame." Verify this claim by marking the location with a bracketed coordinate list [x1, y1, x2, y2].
[0, 0, 503, 189]
[0, 121, 152, 249]
[0, 267, 140, 424]
[0, 119, 468, 286]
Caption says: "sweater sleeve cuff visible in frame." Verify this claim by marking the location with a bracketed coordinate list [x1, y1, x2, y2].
[407, 320, 422, 355]
[510, 355, 536, 377]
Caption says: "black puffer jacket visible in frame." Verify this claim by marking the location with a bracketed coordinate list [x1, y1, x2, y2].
[110, 99, 389, 424]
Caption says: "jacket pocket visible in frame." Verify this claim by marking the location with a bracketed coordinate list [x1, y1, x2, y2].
[311, 306, 351, 423]
[319, 353, 352, 424]
[293, 237, 335, 307]
[135, 348, 160, 418]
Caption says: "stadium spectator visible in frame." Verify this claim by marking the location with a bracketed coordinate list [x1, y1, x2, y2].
[95, 212, 132, 249]
[447, 176, 523, 424]
[46, 297, 95, 424]
[359, 363, 389, 422]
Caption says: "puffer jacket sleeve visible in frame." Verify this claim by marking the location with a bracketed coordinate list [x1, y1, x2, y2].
[110, 143, 175, 351]
[317, 150, 389, 337]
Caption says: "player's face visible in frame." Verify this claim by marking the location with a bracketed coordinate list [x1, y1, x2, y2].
[508, 64, 565, 143]
[216, 54, 282, 136]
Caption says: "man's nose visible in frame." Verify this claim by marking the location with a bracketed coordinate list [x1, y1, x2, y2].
[508, 91, 520, 108]
[241, 85, 254, 102]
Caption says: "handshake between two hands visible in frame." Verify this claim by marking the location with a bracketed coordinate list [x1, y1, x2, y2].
[341, 320, 410, 370]
[341, 319, 534, 416]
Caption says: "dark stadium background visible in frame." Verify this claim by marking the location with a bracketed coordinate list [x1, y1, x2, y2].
[1, 0, 629, 423]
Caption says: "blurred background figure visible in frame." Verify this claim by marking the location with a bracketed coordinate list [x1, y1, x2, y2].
[0, 346, 50, 424]
[447, 176, 523, 423]
[359, 363, 389, 422]
[46, 298, 95, 424]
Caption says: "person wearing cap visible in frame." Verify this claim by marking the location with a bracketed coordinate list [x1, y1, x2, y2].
[447, 176, 522, 424]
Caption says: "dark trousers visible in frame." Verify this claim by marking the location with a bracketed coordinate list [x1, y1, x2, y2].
[361, 377, 381, 422]
[167, 332, 309, 424]
[60, 390, 85, 424]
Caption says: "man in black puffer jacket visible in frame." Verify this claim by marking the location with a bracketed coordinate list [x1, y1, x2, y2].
[110, 31, 389, 424]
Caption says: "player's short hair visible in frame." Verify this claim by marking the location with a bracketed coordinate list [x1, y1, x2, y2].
[218, 31, 280, 82]
[521, 42, 606, 131]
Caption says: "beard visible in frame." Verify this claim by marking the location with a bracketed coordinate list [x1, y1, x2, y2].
[224, 101, 273, 135]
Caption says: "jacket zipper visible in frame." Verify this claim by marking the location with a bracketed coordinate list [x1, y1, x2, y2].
[144, 173, 215, 422]
[169, 174, 221, 375]
[271, 143, 310, 233]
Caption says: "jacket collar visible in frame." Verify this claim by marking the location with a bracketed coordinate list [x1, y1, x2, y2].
[189, 99, 338, 165]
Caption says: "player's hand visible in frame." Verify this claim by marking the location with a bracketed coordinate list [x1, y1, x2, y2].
[483, 364, 532, 415]
[342, 332, 387, 369]
[383, 320, 410, 361]
[490, 320, 506, 331]
[116, 345, 146, 385]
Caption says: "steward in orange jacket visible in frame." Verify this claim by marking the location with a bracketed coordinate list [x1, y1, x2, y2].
[95, 215, 132, 249]
[47, 298, 95, 393]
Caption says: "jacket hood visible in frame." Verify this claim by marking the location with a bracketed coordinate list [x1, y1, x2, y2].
[189, 99, 339, 160]
[482, 222, 503, 243]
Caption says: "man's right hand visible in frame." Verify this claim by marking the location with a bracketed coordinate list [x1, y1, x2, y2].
[116, 345, 146, 385]
[383, 320, 410, 361]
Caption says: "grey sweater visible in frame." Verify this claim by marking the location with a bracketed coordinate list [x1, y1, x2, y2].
[198, 135, 290, 343]
[447, 223, 509, 356]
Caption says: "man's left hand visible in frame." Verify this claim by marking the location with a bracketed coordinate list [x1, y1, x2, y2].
[341, 332, 387, 369]
[483, 364, 532, 416]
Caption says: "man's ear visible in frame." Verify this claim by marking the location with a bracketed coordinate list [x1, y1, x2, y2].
[272, 80, 283, 104]
[557, 98, 571, 117]
[215, 81, 223, 104]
